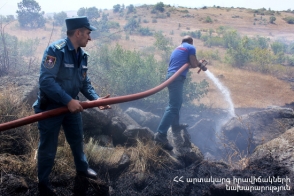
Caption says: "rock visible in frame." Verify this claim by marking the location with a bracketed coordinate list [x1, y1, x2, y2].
[0, 174, 28, 194]
[88, 146, 130, 175]
[108, 116, 128, 146]
[125, 107, 160, 132]
[250, 127, 294, 172]
[221, 107, 294, 154]
[188, 118, 218, 155]
[123, 125, 154, 146]
[168, 128, 203, 167]
[95, 134, 114, 147]
[82, 107, 112, 137]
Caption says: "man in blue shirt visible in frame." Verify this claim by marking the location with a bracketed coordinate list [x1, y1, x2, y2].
[154, 36, 207, 151]
[33, 16, 110, 195]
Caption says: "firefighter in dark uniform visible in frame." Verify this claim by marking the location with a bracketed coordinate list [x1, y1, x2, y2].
[33, 16, 110, 195]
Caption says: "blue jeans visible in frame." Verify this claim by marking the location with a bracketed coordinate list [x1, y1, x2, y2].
[34, 105, 88, 184]
[157, 72, 186, 135]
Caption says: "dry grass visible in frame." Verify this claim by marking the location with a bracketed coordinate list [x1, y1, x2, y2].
[127, 139, 179, 173]
[192, 64, 294, 109]
[0, 87, 39, 179]
[0, 87, 77, 180]
[85, 138, 179, 174]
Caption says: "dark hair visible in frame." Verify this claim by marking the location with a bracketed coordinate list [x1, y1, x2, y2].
[67, 29, 76, 37]
[182, 36, 193, 44]
[66, 27, 87, 37]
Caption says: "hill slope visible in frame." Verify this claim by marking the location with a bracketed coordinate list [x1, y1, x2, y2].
[4, 6, 294, 110]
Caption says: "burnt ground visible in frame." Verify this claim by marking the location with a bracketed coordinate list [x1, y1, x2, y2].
[1, 156, 293, 196]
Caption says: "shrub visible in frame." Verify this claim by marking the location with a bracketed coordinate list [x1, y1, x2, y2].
[154, 2, 164, 12]
[204, 36, 225, 47]
[18, 38, 40, 56]
[124, 17, 140, 33]
[204, 16, 213, 23]
[251, 48, 273, 71]
[271, 41, 286, 55]
[197, 50, 221, 61]
[283, 16, 294, 24]
[191, 31, 202, 39]
[226, 37, 252, 67]
[270, 16, 276, 24]
[53, 11, 67, 26]
[288, 55, 294, 66]
[138, 27, 153, 36]
[89, 44, 209, 113]
[107, 21, 120, 29]
[127, 4, 135, 14]
[287, 42, 294, 54]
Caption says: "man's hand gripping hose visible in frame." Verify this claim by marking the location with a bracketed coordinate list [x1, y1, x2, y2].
[197, 60, 208, 74]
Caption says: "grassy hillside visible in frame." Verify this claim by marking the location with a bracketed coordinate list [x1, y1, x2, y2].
[3, 5, 294, 109]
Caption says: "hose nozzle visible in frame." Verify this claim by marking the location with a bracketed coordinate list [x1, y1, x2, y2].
[197, 60, 208, 74]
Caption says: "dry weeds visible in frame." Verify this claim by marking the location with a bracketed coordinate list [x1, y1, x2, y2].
[127, 139, 179, 173]
[85, 137, 179, 174]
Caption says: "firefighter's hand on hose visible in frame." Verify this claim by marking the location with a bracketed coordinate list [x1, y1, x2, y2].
[97, 95, 112, 110]
[67, 99, 84, 113]
[197, 59, 208, 74]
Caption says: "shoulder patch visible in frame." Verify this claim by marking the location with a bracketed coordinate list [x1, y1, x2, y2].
[44, 55, 56, 69]
[55, 41, 66, 50]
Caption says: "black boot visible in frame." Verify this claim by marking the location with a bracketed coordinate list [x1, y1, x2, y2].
[76, 168, 98, 180]
[154, 132, 173, 151]
[38, 183, 56, 196]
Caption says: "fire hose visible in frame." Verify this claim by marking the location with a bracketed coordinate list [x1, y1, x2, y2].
[0, 62, 206, 132]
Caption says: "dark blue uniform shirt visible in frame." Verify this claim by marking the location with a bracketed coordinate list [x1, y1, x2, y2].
[33, 37, 99, 109]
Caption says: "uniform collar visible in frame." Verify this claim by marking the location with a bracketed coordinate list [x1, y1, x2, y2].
[66, 37, 86, 56]
[66, 37, 75, 51]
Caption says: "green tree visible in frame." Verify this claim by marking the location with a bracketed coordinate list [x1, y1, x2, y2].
[53, 11, 67, 26]
[222, 29, 240, 49]
[127, 4, 135, 14]
[154, 31, 174, 63]
[124, 17, 140, 34]
[226, 37, 251, 67]
[77, 7, 86, 16]
[154, 2, 164, 12]
[251, 48, 272, 72]
[113, 4, 121, 13]
[77, 7, 100, 21]
[270, 16, 276, 24]
[86, 7, 100, 21]
[16, 0, 45, 28]
[271, 41, 286, 55]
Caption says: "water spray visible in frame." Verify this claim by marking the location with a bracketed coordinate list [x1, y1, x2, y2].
[204, 70, 236, 118]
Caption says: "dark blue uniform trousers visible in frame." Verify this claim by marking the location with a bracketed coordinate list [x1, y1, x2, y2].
[35, 107, 88, 184]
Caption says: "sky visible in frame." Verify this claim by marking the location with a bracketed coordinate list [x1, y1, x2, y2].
[1, 0, 294, 16]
